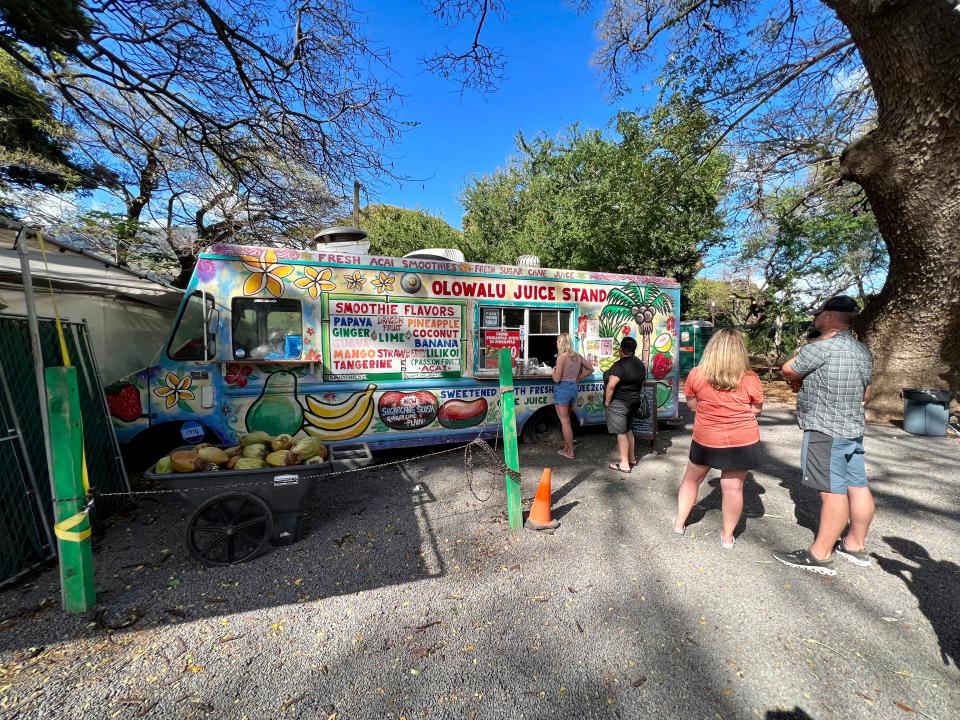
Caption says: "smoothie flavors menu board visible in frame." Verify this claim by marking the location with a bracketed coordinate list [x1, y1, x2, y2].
[326, 300, 464, 380]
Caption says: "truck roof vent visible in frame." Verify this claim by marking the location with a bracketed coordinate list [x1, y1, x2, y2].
[313, 225, 370, 254]
[517, 255, 541, 267]
[403, 248, 465, 263]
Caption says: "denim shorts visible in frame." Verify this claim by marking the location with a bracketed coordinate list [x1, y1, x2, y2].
[554, 380, 578, 405]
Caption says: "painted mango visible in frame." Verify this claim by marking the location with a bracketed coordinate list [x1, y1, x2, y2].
[437, 398, 488, 429]
[378, 391, 438, 431]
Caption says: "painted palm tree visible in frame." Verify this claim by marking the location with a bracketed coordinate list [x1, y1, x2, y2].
[599, 282, 675, 367]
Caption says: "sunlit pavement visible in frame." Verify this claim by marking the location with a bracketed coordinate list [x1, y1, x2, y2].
[1, 403, 957, 719]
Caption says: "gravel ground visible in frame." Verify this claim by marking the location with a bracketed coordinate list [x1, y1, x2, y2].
[1, 401, 958, 720]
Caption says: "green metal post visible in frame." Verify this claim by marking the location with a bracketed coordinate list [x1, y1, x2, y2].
[498, 349, 522, 530]
[45, 366, 95, 612]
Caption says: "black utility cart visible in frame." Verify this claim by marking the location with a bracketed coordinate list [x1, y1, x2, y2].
[144, 444, 371, 566]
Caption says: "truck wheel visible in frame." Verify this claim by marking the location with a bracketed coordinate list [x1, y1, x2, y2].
[121, 422, 221, 471]
[521, 407, 577, 444]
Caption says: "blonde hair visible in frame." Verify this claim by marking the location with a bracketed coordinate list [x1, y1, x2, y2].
[697, 328, 751, 391]
[557, 333, 573, 354]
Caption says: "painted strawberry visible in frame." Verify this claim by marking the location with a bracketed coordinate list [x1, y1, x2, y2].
[622, 325, 631, 336]
[666, 316, 676, 332]
[106, 383, 142, 422]
[652, 353, 673, 380]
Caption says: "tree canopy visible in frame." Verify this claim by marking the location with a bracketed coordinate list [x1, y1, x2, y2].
[353, 204, 467, 259]
[0, 0, 401, 195]
[0, 50, 107, 198]
[431, 0, 959, 414]
[461, 99, 730, 285]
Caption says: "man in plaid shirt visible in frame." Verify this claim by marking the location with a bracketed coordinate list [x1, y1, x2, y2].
[774, 296, 874, 576]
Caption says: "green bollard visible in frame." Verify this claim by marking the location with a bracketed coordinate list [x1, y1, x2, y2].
[45, 367, 95, 612]
[498, 349, 522, 530]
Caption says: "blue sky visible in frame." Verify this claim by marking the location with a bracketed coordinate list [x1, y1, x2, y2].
[360, 2, 656, 229]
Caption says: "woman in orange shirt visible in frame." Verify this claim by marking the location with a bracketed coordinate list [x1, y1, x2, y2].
[674, 329, 763, 548]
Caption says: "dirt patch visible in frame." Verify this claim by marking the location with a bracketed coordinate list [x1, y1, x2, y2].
[761, 379, 797, 407]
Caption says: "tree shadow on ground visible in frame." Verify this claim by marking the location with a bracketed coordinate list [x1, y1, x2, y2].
[874, 536, 960, 670]
[685, 473, 766, 538]
[0, 447, 461, 653]
[755, 441, 820, 536]
[766, 709, 816, 720]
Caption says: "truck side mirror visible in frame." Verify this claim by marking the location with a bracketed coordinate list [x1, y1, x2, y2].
[206, 308, 220, 335]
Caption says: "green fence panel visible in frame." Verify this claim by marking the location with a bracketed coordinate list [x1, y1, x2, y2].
[0, 316, 128, 587]
[0, 362, 52, 588]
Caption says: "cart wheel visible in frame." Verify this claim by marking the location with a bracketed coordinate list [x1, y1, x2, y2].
[186, 492, 273, 566]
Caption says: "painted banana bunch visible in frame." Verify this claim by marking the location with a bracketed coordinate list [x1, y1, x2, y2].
[302, 384, 376, 440]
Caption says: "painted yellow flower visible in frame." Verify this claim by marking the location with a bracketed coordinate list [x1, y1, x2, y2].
[240, 249, 294, 297]
[371, 271, 395, 295]
[294, 266, 336, 299]
[153, 372, 194, 410]
[344, 270, 366, 292]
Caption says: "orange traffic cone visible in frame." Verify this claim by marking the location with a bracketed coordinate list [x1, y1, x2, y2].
[525, 468, 560, 531]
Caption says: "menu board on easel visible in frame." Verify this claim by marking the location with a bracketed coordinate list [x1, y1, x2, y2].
[630, 383, 659, 452]
[324, 298, 464, 380]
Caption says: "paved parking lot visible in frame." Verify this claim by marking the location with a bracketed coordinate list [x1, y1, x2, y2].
[1, 401, 958, 719]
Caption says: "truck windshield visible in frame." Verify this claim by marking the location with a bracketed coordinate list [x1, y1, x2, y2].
[168, 292, 215, 360]
[232, 298, 303, 360]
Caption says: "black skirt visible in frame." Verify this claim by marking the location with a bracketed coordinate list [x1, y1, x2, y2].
[689, 439, 761, 470]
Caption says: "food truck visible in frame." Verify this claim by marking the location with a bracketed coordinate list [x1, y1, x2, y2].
[107, 243, 681, 460]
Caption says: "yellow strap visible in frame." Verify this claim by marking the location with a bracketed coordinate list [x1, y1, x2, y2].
[54, 509, 91, 543]
[36, 231, 72, 368]
[37, 231, 90, 493]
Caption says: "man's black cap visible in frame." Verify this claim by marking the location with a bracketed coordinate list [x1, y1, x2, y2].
[812, 295, 860, 315]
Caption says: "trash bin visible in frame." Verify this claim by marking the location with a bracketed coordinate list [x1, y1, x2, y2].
[901, 388, 950, 436]
[679, 321, 714, 375]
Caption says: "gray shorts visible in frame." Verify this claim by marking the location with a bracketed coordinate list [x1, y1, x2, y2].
[605, 399, 638, 435]
[801, 430, 868, 494]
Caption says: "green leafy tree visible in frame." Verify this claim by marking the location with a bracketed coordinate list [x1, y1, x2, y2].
[461, 98, 730, 287]
[741, 185, 887, 313]
[427, 0, 960, 415]
[585, 0, 958, 415]
[685, 279, 756, 325]
[0, 50, 107, 200]
[352, 204, 469, 259]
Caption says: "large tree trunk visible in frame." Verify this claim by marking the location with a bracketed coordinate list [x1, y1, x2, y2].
[171, 254, 197, 289]
[828, 0, 960, 420]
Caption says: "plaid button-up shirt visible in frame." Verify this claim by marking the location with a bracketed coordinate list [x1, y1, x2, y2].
[793, 331, 873, 439]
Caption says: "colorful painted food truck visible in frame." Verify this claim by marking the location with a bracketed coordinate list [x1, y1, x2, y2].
[107, 243, 681, 462]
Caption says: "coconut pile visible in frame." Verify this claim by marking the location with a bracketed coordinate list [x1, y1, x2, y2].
[153, 432, 328, 474]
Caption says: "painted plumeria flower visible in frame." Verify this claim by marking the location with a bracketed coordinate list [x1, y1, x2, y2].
[294, 266, 336, 299]
[344, 269, 366, 292]
[371, 271, 395, 294]
[240, 249, 294, 297]
[154, 372, 194, 409]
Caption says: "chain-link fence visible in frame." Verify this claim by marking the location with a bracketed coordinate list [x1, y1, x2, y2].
[0, 316, 128, 588]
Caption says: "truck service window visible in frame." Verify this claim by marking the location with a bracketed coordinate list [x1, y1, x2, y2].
[479, 307, 571, 369]
[232, 298, 303, 361]
[168, 292, 215, 360]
